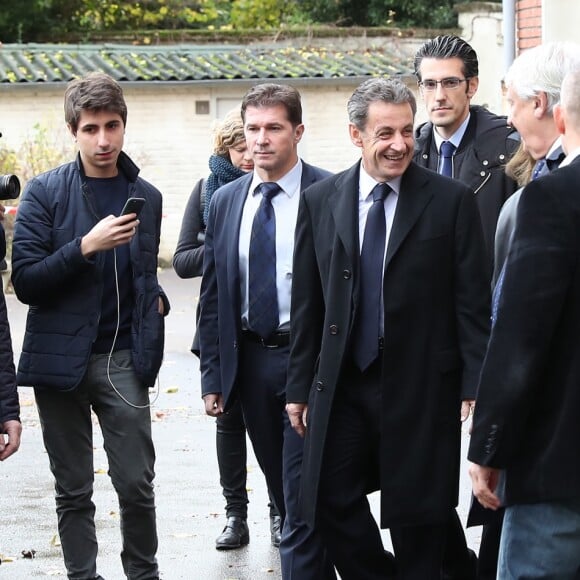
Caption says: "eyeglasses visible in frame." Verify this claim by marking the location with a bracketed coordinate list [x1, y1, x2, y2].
[418, 77, 470, 91]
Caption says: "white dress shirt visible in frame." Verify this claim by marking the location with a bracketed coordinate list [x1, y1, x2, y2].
[434, 113, 470, 175]
[239, 160, 303, 331]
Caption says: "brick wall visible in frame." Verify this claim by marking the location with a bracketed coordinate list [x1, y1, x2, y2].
[516, 0, 543, 52]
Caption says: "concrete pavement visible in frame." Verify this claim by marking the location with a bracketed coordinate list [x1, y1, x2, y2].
[0, 268, 481, 579]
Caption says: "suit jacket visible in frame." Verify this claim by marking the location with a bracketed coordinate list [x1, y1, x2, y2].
[468, 156, 580, 506]
[199, 161, 331, 406]
[286, 161, 490, 527]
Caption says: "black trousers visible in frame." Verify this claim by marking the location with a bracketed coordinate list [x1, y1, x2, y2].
[216, 397, 279, 519]
[316, 358, 446, 580]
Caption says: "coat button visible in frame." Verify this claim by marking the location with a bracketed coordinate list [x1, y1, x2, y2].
[329, 325, 338, 335]
[342, 269, 351, 279]
[480, 171, 486, 177]
[483, 159, 489, 166]
[499, 154, 505, 161]
[422, 153, 428, 160]
[315, 381, 324, 391]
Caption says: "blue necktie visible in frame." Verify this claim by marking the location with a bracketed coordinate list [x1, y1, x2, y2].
[352, 183, 391, 371]
[248, 182, 281, 339]
[440, 141, 456, 178]
[532, 158, 546, 180]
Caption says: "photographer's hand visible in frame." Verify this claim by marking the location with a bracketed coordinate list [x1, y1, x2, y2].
[0, 203, 5, 220]
[81, 214, 139, 258]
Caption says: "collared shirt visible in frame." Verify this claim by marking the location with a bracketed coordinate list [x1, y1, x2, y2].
[239, 159, 302, 331]
[358, 165, 401, 335]
[434, 113, 471, 175]
[559, 146, 580, 168]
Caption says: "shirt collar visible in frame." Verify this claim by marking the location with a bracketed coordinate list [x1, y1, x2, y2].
[250, 159, 302, 198]
[359, 163, 402, 201]
[434, 112, 471, 152]
[559, 146, 580, 168]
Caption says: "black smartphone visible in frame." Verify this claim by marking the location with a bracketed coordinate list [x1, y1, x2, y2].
[120, 197, 146, 217]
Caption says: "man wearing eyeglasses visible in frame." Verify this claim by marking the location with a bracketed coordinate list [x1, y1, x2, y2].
[413, 35, 518, 580]
[414, 35, 518, 268]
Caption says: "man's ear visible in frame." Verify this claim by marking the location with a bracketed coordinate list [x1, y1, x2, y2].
[466, 76, 479, 99]
[67, 123, 77, 141]
[294, 123, 305, 143]
[534, 91, 549, 119]
[349, 123, 363, 148]
[554, 104, 566, 135]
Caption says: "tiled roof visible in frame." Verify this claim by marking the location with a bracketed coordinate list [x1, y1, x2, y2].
[0, 43, 413, 84]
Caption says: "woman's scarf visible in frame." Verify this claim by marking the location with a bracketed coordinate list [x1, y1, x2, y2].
[203, 154, 246, 226]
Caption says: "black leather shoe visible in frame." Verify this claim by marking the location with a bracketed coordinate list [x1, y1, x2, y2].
[270, 514, 282, 548]
[215, 516, 249, 550]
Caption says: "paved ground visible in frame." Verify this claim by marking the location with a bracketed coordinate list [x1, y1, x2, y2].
[0, 268, 481, 579]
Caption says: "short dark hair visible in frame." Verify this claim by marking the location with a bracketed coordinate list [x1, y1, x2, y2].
[64, 72, 128, 133]
[347, 77, 417, 130]
[241, 83, 302, 127]
[414, 35, 479, 81]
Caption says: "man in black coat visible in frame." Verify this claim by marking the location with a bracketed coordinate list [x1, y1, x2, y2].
[469, 69, 580, 579]
[413, 35, 518, 264]
[286, 77, 490, 580]
[0, 216, 20, 462]
[413, 34, 518, 578]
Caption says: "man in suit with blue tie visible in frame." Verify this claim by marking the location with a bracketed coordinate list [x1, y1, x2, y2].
[286, 77, 490, 579]
[198, 83, 334, 579]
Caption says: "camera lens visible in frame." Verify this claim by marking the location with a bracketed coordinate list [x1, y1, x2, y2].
[0, 174, 21, 200]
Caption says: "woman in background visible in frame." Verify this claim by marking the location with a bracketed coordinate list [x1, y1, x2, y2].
[173, 109, 281, 550]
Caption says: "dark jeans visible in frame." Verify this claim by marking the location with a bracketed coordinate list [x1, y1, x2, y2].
[35, 350, 158, 580]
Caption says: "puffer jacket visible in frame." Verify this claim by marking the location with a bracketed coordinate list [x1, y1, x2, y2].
[12, 151, 168, 390]
[0, 224, 19, 427]
[414, 105, 519, 263]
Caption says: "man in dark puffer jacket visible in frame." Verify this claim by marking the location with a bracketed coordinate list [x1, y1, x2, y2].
[12, 72, 168, 580]
[0, 217, 20, 461]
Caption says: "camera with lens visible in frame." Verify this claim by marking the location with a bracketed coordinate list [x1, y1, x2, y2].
[0, 174, 20, 200]
[0, 132, 21, 200]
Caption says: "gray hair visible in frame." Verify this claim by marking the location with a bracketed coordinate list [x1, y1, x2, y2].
[504, 41, 580, 115]
[347, 77, 417, 130]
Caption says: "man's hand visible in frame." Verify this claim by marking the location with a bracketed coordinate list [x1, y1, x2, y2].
[203, 393, 224, 417]
[0, 203, 5, 220]
[0, 420, 22, 461]
[80, 214, 139, 258]
[286, 403, 308, 438]
[469, 463, 501, 511]
[461, 399, 475, 422]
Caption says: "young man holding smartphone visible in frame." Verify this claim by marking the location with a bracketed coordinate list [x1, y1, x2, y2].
[11, 72, 169, 580]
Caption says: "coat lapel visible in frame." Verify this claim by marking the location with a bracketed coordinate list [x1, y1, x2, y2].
[226, 174, 252, 304]
[385, 162, 434, 268]
[329, 163, 360, 267]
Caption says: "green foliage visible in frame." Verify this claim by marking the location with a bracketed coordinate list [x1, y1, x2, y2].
[380, 0, 456, 28]
[73, 0, 229, 32]
[0, 123, 73, 189]
[229, 0, 303, 29]
[0, 0, 504, 41]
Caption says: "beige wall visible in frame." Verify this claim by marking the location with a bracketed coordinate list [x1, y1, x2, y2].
[0, 81, 386, 261]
